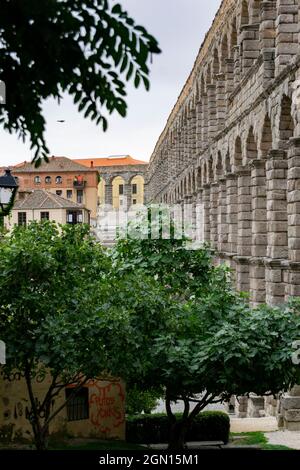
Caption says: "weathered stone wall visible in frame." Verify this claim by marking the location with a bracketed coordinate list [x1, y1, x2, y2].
[146, 0, 300, 427]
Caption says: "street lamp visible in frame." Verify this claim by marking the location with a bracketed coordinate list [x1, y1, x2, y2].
[0, 169, 18, 216]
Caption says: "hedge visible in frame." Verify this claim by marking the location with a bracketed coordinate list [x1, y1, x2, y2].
[126, 411, 230, 444]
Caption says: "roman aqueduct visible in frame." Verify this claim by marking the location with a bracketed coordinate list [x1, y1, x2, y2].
[146, 0, 300, 426]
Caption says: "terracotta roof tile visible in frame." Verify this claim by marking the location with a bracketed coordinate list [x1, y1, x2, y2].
[13, 156, 98, 173]
[73, 155, 148, 168]
[14, 189, 86, 210]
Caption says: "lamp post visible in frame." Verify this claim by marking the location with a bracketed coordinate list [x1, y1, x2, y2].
[0, 168, 18, 217]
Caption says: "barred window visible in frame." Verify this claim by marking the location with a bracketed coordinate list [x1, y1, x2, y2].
[65, 387, 89, 421]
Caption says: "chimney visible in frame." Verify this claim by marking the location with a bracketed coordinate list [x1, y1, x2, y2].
[90, 160, 94, 168]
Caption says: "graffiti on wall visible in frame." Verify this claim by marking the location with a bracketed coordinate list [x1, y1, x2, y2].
[88, 380, 125, 434]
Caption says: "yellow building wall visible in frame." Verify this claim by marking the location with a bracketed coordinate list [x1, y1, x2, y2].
[98, 178, 106, 206]
[0, 371, 125, 442]
[131, 175, 144, 206]
[46, 187, 97, 220]
[112, 177, 125, 210]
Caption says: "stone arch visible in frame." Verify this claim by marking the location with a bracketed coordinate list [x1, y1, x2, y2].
[278, 94, 294, 150]
[234, 136, 243, 169]
[220, 33, 229, 72]
[245, 126, 258, 164]
[260, 114, 273, 159]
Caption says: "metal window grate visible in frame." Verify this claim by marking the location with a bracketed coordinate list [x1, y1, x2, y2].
[65, 387, 89, 422]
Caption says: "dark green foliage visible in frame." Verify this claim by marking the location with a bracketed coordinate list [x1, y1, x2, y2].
[0, 0, 160, 165]
[0, 221, 118, 450]
[126, 411, 230, 445]
[111, 211, 300, 449]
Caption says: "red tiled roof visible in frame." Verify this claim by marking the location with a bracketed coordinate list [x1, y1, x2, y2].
[73, 155, 148, 168]
[12, 156, 98, 173]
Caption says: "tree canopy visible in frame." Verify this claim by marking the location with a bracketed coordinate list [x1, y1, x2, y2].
[110, 217, 300, 450]
[0, 222, 117, 449]
[0, 0, 160, 165]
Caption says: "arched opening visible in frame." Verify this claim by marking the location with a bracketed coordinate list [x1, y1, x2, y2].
[203, 164, 207, 185]
[192, 171, 196, 193]
[241, 0, 249, 26]
[246, 127, 258, 163]
[221, 34, 229, 72]
[260, 114, 272, 159]
[212, 48, 220, 78]
[208, 157, 213, 183]
[206, 63, 212, 86]
[250, 0, 261, 24]
[234, 137, 243, 169]
[215, 152, 223, 180]
[230, 18, 238, 56]
[197, 167, 202, 189]
[225, 151, 231, 173]
[278, 95, 294, 150]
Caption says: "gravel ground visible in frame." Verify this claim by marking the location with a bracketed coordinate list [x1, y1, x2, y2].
[230, 417, 278, 433]
[264, 431, 300, 450]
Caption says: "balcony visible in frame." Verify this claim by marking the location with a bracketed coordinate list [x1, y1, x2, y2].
[73, 178, 86, 188]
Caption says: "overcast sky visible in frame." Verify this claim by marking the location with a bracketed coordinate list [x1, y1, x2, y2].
[0, 0, 222, 167]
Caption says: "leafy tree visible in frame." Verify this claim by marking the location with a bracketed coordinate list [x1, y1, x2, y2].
[126, 386, 161, 415]
[111, 214, 300, 450]
[0, 221, 123, 450]
[0, 0, 160, 165]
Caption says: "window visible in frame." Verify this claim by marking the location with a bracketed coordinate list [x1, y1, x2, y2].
[65, 387, 89, 421]
[56, 176, 62, 184]
[18, 212, 26, 226]
[67, 210, 82, 224]
[132, 198, 137, 205]
[132, 183, 137, 195]
[56, 190, 62, 196]
[45, 176, 51, 184]
[77, 189, 83, 204]
[119, 184, 124, 195]
[40, 212, 49, 221]
[34, 176, 41, 185]
[67, 190, 73, 199]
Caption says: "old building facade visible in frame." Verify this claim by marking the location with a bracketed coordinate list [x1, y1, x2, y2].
[12, 157, 99, 222]
[74, 155, 146, 210]
[146, 0, 300, 427]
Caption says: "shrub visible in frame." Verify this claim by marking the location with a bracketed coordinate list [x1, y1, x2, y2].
[126, 411, 230, 444]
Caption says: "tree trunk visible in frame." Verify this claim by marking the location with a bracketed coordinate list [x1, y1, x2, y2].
[168, 420, 189, 451]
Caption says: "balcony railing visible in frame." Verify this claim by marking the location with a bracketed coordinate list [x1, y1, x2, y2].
[73, 179, 86, 188]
